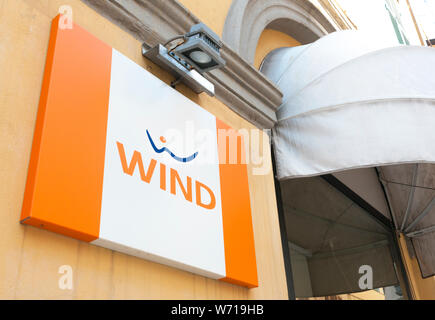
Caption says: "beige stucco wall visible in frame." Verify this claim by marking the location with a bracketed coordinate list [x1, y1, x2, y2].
[178, 0, 233, 36]
[254, 29, 301, 69]
[0, 0, 288, 299]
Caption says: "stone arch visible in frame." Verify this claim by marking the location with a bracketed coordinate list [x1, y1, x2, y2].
[222, 0, 337, 64]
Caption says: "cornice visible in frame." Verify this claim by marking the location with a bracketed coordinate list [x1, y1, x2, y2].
[81, 0, 282, 128]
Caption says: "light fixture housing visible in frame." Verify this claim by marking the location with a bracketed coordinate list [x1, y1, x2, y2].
[142, 44, 215, 96]
[173, 23, 226, 74]
[142, 23, 226, 96]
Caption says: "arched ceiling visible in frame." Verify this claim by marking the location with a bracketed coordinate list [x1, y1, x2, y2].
[222, 0, 338, 64]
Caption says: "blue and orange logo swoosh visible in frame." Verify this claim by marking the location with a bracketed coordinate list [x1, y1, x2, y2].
[146, 129, 198, 163]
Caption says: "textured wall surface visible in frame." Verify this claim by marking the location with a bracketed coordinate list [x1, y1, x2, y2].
[254, 29, 301, 69]
[178, 0, 233, 36]
[0, 0, 288, 299]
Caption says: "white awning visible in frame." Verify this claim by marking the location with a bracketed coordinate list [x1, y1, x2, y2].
[261, 31, 435, 180]
[261, 31, 435, 283]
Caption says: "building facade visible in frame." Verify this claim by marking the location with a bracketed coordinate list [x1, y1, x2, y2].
[0, 0, 434, 299]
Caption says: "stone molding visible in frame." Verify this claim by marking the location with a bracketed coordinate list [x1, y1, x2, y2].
[222, 0, 339, 64]
[81, 0, 283, 128]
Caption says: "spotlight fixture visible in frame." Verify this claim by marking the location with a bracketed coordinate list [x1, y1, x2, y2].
[172, 23, 225, 74]
[142, 23, 226, 97]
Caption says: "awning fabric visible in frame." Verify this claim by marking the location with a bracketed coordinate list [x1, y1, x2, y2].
[261, 31, 435, 284]
[260, 31, 435, 180]
[379, 164, 435, 278]
[282, 176, 397, 297]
